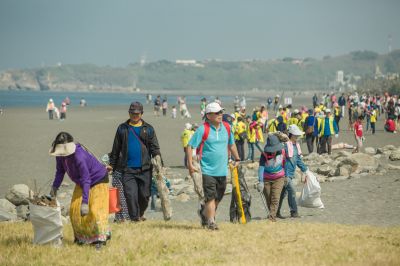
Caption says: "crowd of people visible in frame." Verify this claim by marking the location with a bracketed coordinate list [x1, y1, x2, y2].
[47, 90, 399, 250]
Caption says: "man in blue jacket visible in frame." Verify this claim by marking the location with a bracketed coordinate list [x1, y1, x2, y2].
[318, 109, 339, 155]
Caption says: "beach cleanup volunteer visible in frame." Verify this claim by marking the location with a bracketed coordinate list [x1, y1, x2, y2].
[277, 125, 308, 219]
[186, 102, 241, 230]
[318, 109, 339, 155]
[49, 132, 110, 249]
[109, 101, 162, 222]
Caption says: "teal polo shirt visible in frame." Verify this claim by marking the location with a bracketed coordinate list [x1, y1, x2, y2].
[188, 123, 234, 176]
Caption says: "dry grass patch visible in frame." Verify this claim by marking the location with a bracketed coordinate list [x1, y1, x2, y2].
[0, 220, 399, 265]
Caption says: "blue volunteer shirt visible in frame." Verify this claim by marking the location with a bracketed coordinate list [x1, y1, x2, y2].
[189, 123, 235, 176]
[127, 125, 142, 168]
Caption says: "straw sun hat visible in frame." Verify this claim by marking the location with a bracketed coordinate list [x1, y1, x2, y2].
[49, 142, 76, 156]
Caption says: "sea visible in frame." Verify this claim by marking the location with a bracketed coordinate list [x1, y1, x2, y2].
[0, 90, 260, 108]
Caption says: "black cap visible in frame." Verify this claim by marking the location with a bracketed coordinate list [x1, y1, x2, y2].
[129, 102, 143, 114]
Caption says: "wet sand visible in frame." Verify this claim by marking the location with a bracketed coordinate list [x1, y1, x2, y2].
[1, 97, 400, 226]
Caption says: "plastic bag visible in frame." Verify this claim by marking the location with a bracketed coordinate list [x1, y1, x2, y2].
[298, 170, 324, 209]
[29, 201, 63, 245]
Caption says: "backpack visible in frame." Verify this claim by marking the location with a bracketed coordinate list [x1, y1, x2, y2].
[196, 121, 231, 161]
[304, 116, 315, 135]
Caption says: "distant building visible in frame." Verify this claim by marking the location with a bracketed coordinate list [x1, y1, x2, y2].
[336, 70, 344, 85]
[175, 60, 204, 67]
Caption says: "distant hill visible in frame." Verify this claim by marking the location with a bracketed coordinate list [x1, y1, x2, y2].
[0, 50, 399, 93]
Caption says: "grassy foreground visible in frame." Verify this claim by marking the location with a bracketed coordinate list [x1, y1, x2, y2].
[1, 220, 399, 266]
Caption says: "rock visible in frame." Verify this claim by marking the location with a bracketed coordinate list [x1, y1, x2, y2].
[0, 199, 16, 214]
[377, 145, 397, 155]
[373, 154, 382, 160]
[60, 181, 71, 187]
[328, 176, 349, 182]
[57, 192, 67, 199]
[16, 205, 29, 220]
[224, 184, 232, 194]
[5, 184, 33, 206]
[172, 184, 191, 196]
[337, 157, 359, 173]
[332, 150, 352, 159]
[387, 164, 400, 170]
[176, 193, 190, 202]
[317, 165, 332, 176]
[364, 147, 376, 155]
[0, 209, 18, 222]
[350, 153, 379, 172]
[389, 149, 400, 161]
[246, 162, 259, 169]
[335, 165, 351, 177]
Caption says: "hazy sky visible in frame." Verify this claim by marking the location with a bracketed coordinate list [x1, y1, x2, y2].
[0, 0, 399, 70]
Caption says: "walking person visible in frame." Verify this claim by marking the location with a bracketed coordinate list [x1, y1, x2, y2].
[49, 132, 111, 249]
[162, 98, 168, 117]
[181, 123, 194, 168]
[304, 109, 316, 153]
[276, 125, 308, 219]
[318, 109, 339, 155]
[257, 135, 285, 221]
[353, 116, 364, 153]
[338, 93, 346, 118]
[370, 107, 377, 134]
[46, 98, 55, 120]
[60, 102, 67, 120]
[108, 102, 162, 222]
[234, 116, 247, 161]
[186, 102, 241, 230]
[334, 103, 341, 131]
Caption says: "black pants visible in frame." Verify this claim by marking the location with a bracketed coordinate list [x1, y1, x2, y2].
[305, 134, 315, 154]
[122, 169, 152, 221]
[335, 116, 340, 131]
[235, 140, 245, 161]
[319, 136, 332, 155]
[371, 122, 375, 134]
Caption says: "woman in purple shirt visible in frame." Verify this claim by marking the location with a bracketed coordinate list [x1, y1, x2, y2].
[49, 132, 110, 250]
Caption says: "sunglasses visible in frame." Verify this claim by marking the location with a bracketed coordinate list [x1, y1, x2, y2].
[210, 111, 223, 115]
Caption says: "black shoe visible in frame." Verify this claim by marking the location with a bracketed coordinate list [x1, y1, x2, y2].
[290, 212, 301, 218]
[198, 205, 207, 227]
[276, 213, 286, 219]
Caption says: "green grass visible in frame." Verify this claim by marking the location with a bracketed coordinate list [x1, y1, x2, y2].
[1, 221, 399, 265]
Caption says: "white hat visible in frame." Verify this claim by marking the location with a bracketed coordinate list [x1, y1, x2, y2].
[49, 98, 53, 102]
[294, 109, 299, 114]
[288, 125, 304, 136]
[185, 123, 192, 130]
[230, 113, 236, 119]
[205, 102, 224, 114]
[325, 108, 331, 113]
[49, 142, 76, 157]
[278, 104, 283, 109]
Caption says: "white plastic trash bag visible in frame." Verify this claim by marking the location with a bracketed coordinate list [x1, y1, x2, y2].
[298, 170, 324, 209]
[29, 201, 63, 245]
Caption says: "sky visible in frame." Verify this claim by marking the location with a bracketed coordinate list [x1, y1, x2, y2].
[0, 0, 399, 70]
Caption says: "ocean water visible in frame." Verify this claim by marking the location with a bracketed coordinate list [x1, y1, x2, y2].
[0, 90, 247, 108]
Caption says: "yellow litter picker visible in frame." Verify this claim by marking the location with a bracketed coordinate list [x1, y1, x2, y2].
[229, 164, 251, 224]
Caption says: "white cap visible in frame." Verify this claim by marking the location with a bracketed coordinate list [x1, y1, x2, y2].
[325, 108, 331, 113]
[294, 109, 299, 114]
[49, 98, 53, 102]
[288, 124, 304, 136]
[185, 123, 192, 130]
[205, 102, 224, 114]
[278, 104, 283, 109]
[230, 113, 236, 119]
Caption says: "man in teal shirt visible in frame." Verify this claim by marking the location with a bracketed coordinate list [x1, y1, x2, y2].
[187, 102, 240, 230]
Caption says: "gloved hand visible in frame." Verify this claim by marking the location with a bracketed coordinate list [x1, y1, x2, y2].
[50, 186, 58, 198]
[80, 203, 89, 216]
[335, 134, 339, 138]
[257, 182, 264, 192]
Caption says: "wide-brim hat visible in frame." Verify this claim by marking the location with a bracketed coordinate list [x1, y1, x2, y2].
[49, 142, 76, 156]
[264, 135, 284, 153]
[288, 124, 304, 136]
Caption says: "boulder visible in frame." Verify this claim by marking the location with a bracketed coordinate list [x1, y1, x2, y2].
[0, 210, 18, 222]
[317, 165, 332, 176]
[389, 149, 400, 161]
[364, 147, 376, 155]
[16, 205, 29, 220]
[332, 150, 352, 160]
[337, 157, 359, 173]
[328, 176, 349, 182]
[377, 145, 397, 155]
[5, 184, 33, 206]
[350, 153, 379, 172]
[387, 164, 400, 170]
[335, 165, 352, 177]
[0, 199, 16, 214]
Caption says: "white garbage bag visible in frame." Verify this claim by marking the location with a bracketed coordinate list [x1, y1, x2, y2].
[29, 201, 63, 245]
[298, 170, 324, 209]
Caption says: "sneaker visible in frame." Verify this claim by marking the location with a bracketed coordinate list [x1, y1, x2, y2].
[197, 205, 207, 227]
[206, 221, 219, 230]
[290, 212, 301, 218]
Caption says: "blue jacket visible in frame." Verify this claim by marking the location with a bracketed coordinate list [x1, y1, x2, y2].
[284, 142, 308, 178]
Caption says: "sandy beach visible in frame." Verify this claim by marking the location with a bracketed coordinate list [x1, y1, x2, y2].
[1, 97, 400, 226]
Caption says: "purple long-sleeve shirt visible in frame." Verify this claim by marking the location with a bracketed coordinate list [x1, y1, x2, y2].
[52, 144, 107, 204]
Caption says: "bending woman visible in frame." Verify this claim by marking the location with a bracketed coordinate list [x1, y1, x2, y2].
[49, 132, 110, 249]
